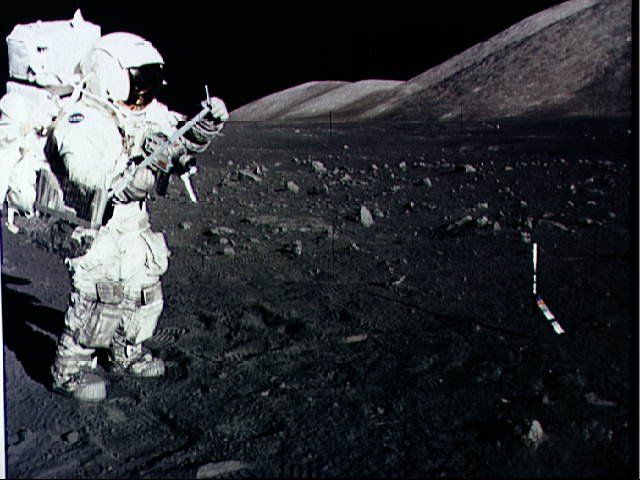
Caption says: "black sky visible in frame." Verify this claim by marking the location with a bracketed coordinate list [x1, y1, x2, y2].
[0, 1, 568, 114]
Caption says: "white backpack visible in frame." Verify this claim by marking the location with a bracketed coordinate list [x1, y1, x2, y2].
[6, 9, 101, 95]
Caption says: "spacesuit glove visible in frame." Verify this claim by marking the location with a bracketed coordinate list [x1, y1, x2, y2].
[114, 166, 156, 203]
[201, 96, 229, 124]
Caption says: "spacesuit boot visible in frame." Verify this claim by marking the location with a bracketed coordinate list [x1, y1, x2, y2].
[108, 331, 165, 377]
[51, 331, 107, 402]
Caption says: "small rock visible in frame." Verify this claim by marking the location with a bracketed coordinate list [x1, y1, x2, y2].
[607, 212, 616, 219]
[477, 202, 489, 209]
[493, 221, 502, 232]
[504, 166, 513, 171]
[286, 181, 300, 193]
[292, 240, 303, 256]
[223, 246, 235, 256]
[312, 161, 327, 174]
[584, 392, 617, 407]
[524, 420, 545, 450]
[447, 215, 473, 231]
[196, 461, 252, 479]
[457, 164, 477, 173]
[579, 217, 594, 226]
[476, 216, 490, 227]
[520, 231, 532, 244]
[373, 208, 385, 218]
[210, 187, 219, 195]
[238, 170, 262, 182]
[398, 161, 407, 171]
[422, 177, 432, 187]
[179, 221, 192, 230]
[62, 431, 80, 444]
[360, 206, 374, 228]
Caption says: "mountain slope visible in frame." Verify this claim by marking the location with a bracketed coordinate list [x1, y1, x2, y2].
[230, 0, 631, 122]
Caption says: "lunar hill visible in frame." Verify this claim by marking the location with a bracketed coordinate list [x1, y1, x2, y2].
[230, 0, 631, 122]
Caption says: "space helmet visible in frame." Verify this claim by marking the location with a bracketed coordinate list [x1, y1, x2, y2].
[80, 32, 165, 107]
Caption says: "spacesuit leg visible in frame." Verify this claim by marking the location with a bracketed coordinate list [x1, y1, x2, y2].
[51, 292, 108, 402]
[108, 227, 168, 377]
[108, 283, 165, 377]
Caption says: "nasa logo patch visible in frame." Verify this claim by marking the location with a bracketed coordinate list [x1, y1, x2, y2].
[68, 113, 85, 124]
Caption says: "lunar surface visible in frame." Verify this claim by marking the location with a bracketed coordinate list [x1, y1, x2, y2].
[1, 0, 633, 477]
[2, 117, 633, 477]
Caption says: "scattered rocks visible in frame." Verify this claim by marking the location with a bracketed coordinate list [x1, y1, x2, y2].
[360, 206, 374, 228]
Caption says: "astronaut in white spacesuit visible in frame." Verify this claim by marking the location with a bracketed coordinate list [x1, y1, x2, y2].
[47, 32, 228, 401]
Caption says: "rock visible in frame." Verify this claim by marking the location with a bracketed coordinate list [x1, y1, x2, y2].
[196, 461, 252, 479]
[286, 181, 300, 193]
[238, 169, 262, 182]
[476, 216, 490, 227]
[360, 206, 374, 228]
[223, 246, 235, 256]
[447, 215, 473, 231]
[584, 392, 617, 407]
[179, 221, 192, 230]
[62, 430, 80, 444]
[292, 240, 303, 256]
[520, 231, 532, 244]
[493, 221, 502, 232]
[607, 212, 617, 219]
[579, 217, 594, 226]
[421, 177, 432, 187]
[504, 166, 513, 171]
[456, 164, 477, 173]
[539, 219, 569, 231]
[308, 184, 330, 195]
[312, 161, 327, 174]
[524, 420, 545, 450]
[477, 202, 489, 209]
[398, 161, 407, 171]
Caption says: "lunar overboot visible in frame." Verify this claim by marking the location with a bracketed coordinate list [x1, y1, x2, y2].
[51, 332, 107, 402]
[108, 332, 165, 378]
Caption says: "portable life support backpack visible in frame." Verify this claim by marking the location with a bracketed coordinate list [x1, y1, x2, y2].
[4, 10, 108, 229]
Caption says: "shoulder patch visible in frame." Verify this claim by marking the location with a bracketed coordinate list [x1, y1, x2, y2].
[68, 113, 85, 124]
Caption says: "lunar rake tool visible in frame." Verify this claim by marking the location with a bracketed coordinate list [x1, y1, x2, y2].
[532, 242, 565, 335]
[110, 86, 219, 203]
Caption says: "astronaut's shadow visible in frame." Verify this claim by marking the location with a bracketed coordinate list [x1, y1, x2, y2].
[2, 274, 65, 387]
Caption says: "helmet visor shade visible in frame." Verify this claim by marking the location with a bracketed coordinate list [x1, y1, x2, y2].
[126, 63, 164, 106]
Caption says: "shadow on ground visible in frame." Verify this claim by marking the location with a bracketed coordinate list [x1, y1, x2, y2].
[2, 274, 64, 387]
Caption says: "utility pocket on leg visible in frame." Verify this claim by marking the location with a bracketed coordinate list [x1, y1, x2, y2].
[74, 282, 124, 348]
[122, 283, 163, 344]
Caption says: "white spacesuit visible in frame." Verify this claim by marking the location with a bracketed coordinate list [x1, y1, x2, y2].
[0, 92, 58, 233]
[47, 32, 228, 401]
